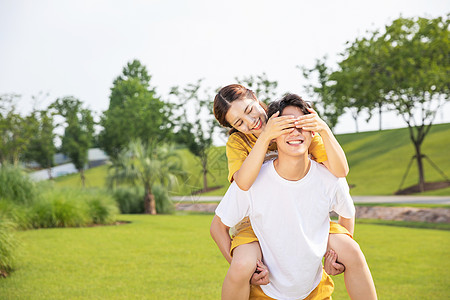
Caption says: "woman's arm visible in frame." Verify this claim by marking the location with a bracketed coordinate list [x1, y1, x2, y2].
[210, 215, 233, 263]
[296, 109, 349, 177]
[233, 112, 296, 190]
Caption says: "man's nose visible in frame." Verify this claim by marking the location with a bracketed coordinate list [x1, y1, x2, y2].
[290, 127, 303, 135]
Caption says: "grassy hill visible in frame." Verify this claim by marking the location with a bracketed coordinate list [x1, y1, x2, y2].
[54, 123, 450, 196]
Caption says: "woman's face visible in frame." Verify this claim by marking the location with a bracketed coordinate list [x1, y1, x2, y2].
[225, 98, 267, 136]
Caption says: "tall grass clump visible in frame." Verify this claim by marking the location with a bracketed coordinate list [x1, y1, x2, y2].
[113, 187, 145, 214]
[29, 188, 119, 228]
[0, 164, 38, 204]
[112, 185, 174, 214]
[0, 217, 17, 277]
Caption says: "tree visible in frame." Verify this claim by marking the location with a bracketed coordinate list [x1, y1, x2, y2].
[99, 60, 172, 159]
[170, 80, 218, 193]
[107, 139, 184, 214]
[300, 58, 347, 131]
[334, 15, 450, 192]
[0, 94, 35, 165]
[235, 72, 278, 104]
[51, 96, 94, 187]
[23, 109, 56, 178]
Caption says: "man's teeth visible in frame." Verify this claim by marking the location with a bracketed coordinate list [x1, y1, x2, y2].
[287, 141, 303, 145]
[253, 119, 260, 129]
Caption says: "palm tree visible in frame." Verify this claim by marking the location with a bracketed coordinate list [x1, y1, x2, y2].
[107, 139, 184, 214]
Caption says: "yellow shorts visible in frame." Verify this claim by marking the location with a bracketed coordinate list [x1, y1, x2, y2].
[230, 217, 352, 256]
[249, 269, 334, 300]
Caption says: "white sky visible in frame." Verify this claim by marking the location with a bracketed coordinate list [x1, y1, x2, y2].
[1, 0, 449, 144]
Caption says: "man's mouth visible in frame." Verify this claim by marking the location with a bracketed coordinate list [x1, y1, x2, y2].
[252, 119, 262, 130]
[287, 139, 304, 145]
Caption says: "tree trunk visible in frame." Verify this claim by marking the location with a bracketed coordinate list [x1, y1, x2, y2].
[414, 142, 425, 193]
[352, 114, 359, 133]
[378, 104, 382, 131]
[144, 186, 157, 215]
[203, 169, 208, 193]
[47, 168, 53, 180]
[80, 169, 85, 187]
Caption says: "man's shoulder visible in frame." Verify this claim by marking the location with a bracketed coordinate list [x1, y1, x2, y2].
[311, 161, 337, 179]
[310, 161, 342, 189]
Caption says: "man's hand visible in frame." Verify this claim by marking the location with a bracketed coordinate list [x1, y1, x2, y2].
[324, 250, 345, 276]
[250, 259, 270, 285]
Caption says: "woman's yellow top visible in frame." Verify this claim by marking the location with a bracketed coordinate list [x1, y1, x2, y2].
[226, 132, 327, 183]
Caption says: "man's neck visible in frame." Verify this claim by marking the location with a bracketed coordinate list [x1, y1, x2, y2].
[273, 153, 310, 181]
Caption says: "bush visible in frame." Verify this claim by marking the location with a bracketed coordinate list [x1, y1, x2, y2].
[0, 165, 37, 205]
[113, 187, 145, 214]
[0, 217, 17, 277]
[112, 185, 174, 214]
[84, 191, 119, 224]
[29, 188, 119, 228]
[153, 185, 174, 214]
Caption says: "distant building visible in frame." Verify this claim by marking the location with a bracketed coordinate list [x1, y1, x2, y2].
[29, 148, 109, 181]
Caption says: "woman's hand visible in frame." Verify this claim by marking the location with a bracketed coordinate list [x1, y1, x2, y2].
[259, 111, 296, 142]
[294, 108, 330, 134]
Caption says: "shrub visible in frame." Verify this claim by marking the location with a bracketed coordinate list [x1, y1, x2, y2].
[153, 185, 174, 214]
[112, 185, 174, 214]
[113, 187, 145, 214]
[85, 191, 119, 224]
[0, 165, 37, 205]
[0, 217, 17, 277]
[29, 188, 118, 228]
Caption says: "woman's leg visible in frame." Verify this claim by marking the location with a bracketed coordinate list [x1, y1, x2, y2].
[327, 234, 377, 300]
[222, 241, 262, 300]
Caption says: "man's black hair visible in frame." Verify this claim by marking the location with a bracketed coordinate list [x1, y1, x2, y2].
[267, 94, 312, 119]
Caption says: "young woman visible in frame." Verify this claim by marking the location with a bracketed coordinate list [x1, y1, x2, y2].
[210, 84, 377, 300]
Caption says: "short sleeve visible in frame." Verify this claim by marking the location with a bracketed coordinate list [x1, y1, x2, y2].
[309, 134, 328, 163]
[330, 178, 355, 219]
[226, 133, 252, 183]
[215, 182, 251, 227]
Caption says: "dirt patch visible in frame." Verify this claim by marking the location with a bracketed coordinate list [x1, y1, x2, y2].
[176, 203, 450, 223]
[396, 181, 450, 195]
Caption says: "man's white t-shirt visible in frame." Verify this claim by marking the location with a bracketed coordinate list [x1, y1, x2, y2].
[215, 159, 355, 300]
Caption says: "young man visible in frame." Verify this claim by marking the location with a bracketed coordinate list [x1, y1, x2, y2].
[211, 94, 356, 299]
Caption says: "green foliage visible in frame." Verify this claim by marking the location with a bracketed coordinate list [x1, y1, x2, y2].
[112, 186, 173, 214]
[23, 109, 56, 172]
[107, 139, 184, 214]
[301, 58, 346, 130]
[0, 164, 38, 205]
[153, 185, 174, 214]
[332, 15, 449, 190]
[170, 80, 218, 191]
[27, 188, 118, 228]
[235, 72, 278, 105]
[0, 217, 17, 276]
[113, 187, 145, 214]
[0, 94, 36, 165]
[1, 215, 448, 299]
[50, 96, 94, 186]
[99, 59, 172, 159]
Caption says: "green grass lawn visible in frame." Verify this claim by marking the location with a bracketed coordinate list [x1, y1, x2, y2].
[54, 123, 450, 196]
[1, 214, 449, 299]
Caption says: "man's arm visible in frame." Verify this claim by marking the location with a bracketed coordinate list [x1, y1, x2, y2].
[338, 216, 354, 236]
[210, 215, 233, 264]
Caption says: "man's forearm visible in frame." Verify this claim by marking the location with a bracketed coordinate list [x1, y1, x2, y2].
[210, 215, 233, 264]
